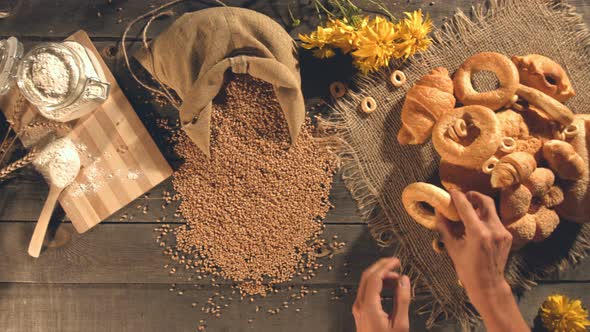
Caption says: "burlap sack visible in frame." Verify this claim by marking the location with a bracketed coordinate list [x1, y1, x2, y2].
[331, 0, 590, 329]
[135, 7, 304, 157]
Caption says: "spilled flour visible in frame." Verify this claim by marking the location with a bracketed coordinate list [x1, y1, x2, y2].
[33, 138, 81, 188]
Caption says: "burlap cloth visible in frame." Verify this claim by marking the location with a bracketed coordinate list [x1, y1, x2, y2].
[330, 0, 590, 329]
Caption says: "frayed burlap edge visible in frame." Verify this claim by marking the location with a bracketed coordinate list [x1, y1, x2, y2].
[321, 0, 590, 329]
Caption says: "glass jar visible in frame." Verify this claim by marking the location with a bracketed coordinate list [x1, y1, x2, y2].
[0, 37, 110, 122]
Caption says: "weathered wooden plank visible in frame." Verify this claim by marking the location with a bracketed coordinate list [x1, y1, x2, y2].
[558, 259, 590, 281]
[1, 221, 587, 284]
[0, 170, 359, 223]
[0, 282, 469, 332]
[0, 0, 512, 39]
[0, 223, 390, 284]
[0, 281, 587, 332]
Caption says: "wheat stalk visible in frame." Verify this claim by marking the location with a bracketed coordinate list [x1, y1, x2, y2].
[0, 148, 37, 183]
[25, 120, 72, 132]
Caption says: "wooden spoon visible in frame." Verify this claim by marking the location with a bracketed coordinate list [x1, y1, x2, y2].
[28, 185, 63, 258]
[28, 137, 81, 258]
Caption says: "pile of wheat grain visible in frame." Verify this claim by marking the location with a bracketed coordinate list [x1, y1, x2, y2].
[164, 75, 338, 296]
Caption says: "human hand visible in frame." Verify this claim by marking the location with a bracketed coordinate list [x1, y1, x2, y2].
[352, 257, 411, 332]
[436, 190, 512, 308]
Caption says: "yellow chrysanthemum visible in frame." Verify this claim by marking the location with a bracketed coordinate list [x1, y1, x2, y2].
[326, 19, 357, 54]
[395, 9, 433, 59]
[540, 294, 590, 332]
[299, 26, 336, 59]
[352, 16, 398, 74]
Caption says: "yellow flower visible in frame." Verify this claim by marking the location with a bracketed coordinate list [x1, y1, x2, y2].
[352, 16, 398, 74]
[299, 26, 336, 59]
[395, 9, 433, 59]
[540, 294, 590, 332]
[326, 19, 357, 54]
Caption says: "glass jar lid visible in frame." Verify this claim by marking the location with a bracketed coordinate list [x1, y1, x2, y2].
[0, 37, 23, 95]
[16, 43, 82, 108]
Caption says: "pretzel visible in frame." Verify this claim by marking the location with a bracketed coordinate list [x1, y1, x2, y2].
[453, 52, 519, 110]
[402, 182, 460, 230]
[432, 105, 501, 168]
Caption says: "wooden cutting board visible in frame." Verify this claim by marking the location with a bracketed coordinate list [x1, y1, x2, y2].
[0, 30, 173, 233]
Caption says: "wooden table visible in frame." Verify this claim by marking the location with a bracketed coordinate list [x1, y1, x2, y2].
[0, 1, 588, 331]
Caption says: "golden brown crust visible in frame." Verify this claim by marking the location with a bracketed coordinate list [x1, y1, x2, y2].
[397, 67, 456, 145]
[515, 84, 574, 126]
[532, 207, 560, 242]
[512, 54, 576, 103]
[402, 182, 460, 229]
[453, 52, 519, 110]
[499, 166, 561, 248]
[439, 160, 495, 196]
[543, 140, 586, 180]
[500, 184, 532, 222]
[490, 152, 537, 188]
[555, 116, 590, 223]
[432, 105, 501, 168]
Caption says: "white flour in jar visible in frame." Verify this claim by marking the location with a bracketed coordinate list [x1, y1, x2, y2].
[33, 138, 81, 189]
[21, 47, 78, 107]
[20, 42, 103, 121]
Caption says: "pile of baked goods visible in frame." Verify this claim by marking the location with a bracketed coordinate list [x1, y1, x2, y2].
[399, 51, 589, 250]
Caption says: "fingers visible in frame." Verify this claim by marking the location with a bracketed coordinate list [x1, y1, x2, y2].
[363, 258, 401, 305]
[450, 190, 485, 233]
[355, 257, 400, 306]
[434, 212, 453, 244]
[391, 275, 411, 331]
[464, 191, 504, 229]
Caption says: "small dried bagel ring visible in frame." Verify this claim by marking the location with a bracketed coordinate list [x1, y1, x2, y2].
[360, 96, 377, 114]
[482, 156, 499, 174]
[402, 182, 460, 230]
[454, 52, 519, 110]
[563, 124, 579, 140]
[432, 105, 502, 168]
[432, 238, 445, 253]
[329, 81, 347, 99]
[500, 137, 517, 153]
[390, 70, 407, 87]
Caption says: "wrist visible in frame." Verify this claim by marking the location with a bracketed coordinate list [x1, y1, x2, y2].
[469, 280, 514, 318]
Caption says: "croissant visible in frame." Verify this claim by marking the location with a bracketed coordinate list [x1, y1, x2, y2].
[397, 67, 456, 145]
[555, 115, 590, 223]
[542, 140, 586, 180]
[512, 54, 576, 103]
[490, 152, 537, 188]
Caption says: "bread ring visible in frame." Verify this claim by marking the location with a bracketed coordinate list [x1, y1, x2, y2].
[432, 238, 445, 253]
[563, 124, 579, 140]
[453, 52, 519, 110]
[515, 84, 574, 125]
[482, 156, 499, 174]
[402, 182, 460, 230]
[432, 105, 501, 168]
[360, 96, 377, 114]
[499, 137, 517, 153]
[511, 54, 576, 103]
[390, 70, 407, 87]
[329, 81, 347, 99]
